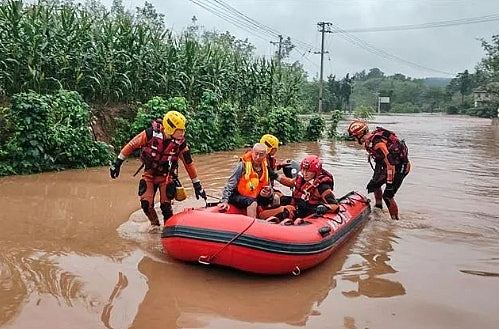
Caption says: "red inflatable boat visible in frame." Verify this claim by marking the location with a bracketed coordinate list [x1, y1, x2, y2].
[161, 191, 371, 275]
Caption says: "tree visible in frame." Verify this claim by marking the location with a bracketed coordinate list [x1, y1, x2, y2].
[392, 73, 408, 81]
[340, 73, 353, 111]
[325, 75, 341, 110]
[135, 1, 166, 34]
[185, 16, 201, 39]
[457, 69, 472, 104]
[353, 70, 367, 81]
[277, 36, 295, 60]
[366, 68, 385, 79]
[480, 35, 499, 80]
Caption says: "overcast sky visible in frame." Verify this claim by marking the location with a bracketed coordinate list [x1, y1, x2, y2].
[100, 0, 499, 79]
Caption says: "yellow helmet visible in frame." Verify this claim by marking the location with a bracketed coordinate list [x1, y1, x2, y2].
[163, 111, 186, 135]
[260, 134, 279, 153]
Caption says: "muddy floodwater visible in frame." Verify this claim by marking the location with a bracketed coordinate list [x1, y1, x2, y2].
[1, 114, 498, 329]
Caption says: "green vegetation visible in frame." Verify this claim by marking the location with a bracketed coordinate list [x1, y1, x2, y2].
[0, 91, 112, 176]
[444, 35, 499, 118]
[353, 105, 375, 120]
[0, 0, 311, 176]
[305, 116, 325, 141]
[1, 0, 497, 177]
[0, 0, 306, 108]
[327, 110, 343, 139]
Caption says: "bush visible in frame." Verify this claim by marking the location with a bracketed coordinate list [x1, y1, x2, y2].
[188, 91, 220, 153]
[112, 96, 190, 152]
[391, 102, 421, 113]
[445, 105, 460, 114]
[238, 104, 266, 146]
[49, 91, 112, 168]
[262, 106, 304, 144]
[0, 91, 113, 176]
[215, 102, 241, 150]
[465, 106, 497, 118]
[353, 105, 375, 119]
[305, 115, 325, 141]
[328, 110, 343, 139]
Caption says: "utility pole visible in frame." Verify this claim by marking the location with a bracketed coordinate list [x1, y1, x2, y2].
[270, 34, 283, 64]
[315, 22, 333, 113]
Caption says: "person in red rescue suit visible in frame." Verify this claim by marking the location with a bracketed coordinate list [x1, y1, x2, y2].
[109, 111, 206, 233]
[218, 143, 276, 218]
[263, 155, 339, 225]
[291, 155, 338, 219]
[347, 120, 410, 220]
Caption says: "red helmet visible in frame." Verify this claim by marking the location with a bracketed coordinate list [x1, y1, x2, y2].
[300, 155, 322, 175]
[348, 120, 369, 138]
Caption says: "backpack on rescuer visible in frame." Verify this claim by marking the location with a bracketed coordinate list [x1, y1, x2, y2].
[139, 119, 184, 175]
[367, 127, 409, 166]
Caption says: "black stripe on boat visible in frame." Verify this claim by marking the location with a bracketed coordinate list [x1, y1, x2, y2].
[162, 207, 370, 255]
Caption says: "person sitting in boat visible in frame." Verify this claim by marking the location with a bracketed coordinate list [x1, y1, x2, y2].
[218, 143, 272, 218]
[259, 133, 295, 208]
[262, 155, 338, 225]
[109, 111, 207, 233]
[256, 184, 297, 222]
[291, 155, 339, 219]
[260, 134, 289, 171]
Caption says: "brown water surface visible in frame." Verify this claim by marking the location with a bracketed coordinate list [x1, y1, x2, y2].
[1, 114, 498, 329]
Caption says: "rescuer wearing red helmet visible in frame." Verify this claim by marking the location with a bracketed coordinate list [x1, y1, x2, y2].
[348, 120, 410, 220]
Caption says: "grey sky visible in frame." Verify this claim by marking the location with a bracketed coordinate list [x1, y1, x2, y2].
[102, 0, 499, 79]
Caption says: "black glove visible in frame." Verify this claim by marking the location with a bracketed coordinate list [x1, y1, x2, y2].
[193, 181, 207, 200]
[110, 158, 123, 179]
[384, 183, 395, 199]
[315, 204, 328, 216]
[269, 169, 279, 181]
[366, 179, 378, 193]
[366, 180, 374, 193]
[277, 159, 292, 170]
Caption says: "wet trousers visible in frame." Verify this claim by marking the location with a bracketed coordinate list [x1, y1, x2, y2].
[138, 172, 174, 226]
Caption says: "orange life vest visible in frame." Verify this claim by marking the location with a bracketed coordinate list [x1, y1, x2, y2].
[236, 151, 269, 198]
[292, 170, 334, 205]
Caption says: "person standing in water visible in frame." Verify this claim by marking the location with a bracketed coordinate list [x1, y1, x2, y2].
[110, 111, 206, 232]
[348, 120, 410, 220]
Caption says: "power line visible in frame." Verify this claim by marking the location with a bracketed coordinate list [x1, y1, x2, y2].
[329, 23, 454, 76]
[191, 0, 455, 76]
[190, 0, 273, 41]
[339, 13, 499, 33]
[207, 0, 317, 50]
[192, 0, 319, 51]
[191, 0, 274, 38]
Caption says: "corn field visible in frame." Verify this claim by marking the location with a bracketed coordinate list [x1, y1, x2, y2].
[0, 0, 306, 108]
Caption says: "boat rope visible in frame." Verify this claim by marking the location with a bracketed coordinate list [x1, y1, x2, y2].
[292, 266, 301, 276]
[198, 217, 257, 266]
[352, 191, 370, 204]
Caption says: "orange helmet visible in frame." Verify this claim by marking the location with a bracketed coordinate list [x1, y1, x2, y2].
[347, 120, 369, 138]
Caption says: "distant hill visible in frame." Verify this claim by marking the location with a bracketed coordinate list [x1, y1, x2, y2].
[423, 77, 451, 88]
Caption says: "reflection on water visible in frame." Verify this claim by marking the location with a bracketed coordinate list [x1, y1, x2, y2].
[339, 215, 406, 299]
[1, 114, 499, 329]
[128, 233, 360, 329]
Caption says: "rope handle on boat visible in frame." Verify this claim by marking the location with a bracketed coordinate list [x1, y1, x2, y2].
[341, 192, 370, 208]
[198, 217, 257, 266]
[292, 266, 301, 276]
[323, 211, 344, 225]
[351, 192, 370, 204]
